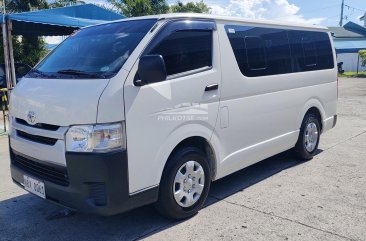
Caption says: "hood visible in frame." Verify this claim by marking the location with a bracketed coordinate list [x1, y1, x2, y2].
[10, 77, 109, 126]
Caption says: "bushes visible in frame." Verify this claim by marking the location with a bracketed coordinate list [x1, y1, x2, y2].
[339, 72, 366, 78]
[359, 50, 366, 67]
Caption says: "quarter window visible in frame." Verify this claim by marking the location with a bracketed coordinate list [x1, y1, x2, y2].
[149, 30, 212, 76]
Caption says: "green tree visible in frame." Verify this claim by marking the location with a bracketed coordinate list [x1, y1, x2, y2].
[5, 0, 48, 13]
[109, 0, 210, 17]
[359, 50, 366, 67]
[0, 35, 48, 67]
[49, 0, 85, 8]
[151, 0, 169, 14]
[19, 37, 48, 66]
[1, 0, 49, 66]
[170, 0, 210, 13]
[108, 0, 169, 17]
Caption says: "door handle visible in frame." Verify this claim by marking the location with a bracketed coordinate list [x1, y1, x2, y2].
[205, 84, 219, 91]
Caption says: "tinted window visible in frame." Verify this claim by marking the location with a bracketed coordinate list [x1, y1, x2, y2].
[31, 19, 157, 79]
[286, 30, 334, 72]
[312, 32, 334, 70]
[263, 30, 293, 75]
[245, 37, 267, 70]
[226, 25, 334, 77]
[302, 36, 317, 66]
[226, 25, 292, 77]
[149, 30, 212, 76]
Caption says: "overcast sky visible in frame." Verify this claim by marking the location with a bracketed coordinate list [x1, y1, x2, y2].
[46, 0, 366, 44]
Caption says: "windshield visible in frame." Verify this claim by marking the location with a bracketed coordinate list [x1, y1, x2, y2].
[28, 19, 157, 79]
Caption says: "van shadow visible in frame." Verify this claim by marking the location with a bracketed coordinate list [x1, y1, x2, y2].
[0, 149, 323, 241]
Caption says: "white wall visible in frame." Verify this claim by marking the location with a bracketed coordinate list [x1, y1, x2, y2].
[337, 53, 366, 72]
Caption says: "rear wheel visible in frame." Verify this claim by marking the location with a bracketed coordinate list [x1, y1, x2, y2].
[294, 113, 321, 160]
[155, 147, 211, 219]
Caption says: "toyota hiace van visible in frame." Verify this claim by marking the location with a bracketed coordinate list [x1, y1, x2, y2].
[9, 13, 337, 219]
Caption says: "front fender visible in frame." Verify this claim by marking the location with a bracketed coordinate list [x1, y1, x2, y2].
[153, 123, 220, 187]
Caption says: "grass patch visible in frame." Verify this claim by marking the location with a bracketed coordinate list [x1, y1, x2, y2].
[339, 72, 366, 78]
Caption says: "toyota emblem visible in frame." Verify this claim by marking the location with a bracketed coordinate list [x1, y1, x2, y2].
[27, 111, 36, 124]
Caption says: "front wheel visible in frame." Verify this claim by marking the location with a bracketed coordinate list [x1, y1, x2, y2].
[294, 113, 321, 160]
[155, 147, 211, 219]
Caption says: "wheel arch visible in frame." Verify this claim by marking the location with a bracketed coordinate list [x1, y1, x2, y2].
[166, 136, 217, 180]
[300, 99, 326, 132]
[155, 129, 219, 189]
[304, 107, 323, 132]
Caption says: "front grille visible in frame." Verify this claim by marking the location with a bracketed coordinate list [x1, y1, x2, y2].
[17, 130, 58, 146]
[16, 118, 60, 131]
[11, 153, 69, 186]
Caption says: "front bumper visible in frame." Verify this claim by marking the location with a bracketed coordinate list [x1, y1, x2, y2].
[10, 146, 158, 216]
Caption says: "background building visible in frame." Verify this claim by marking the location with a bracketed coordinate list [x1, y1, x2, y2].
[329, 21, 366, 72]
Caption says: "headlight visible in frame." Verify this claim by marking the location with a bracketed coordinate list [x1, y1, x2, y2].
[65, 123, 125, 152]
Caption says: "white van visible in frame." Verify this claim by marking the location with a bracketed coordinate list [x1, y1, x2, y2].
[8, 13, 337, 219]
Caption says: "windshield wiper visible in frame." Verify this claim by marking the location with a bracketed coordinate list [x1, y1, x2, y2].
[28, 69, 57, 78]
[57, 69, 107, 79]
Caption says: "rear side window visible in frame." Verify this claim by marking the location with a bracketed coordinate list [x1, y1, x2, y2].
[315, 33, 334, 70]
[149, 30, 212, 76]
[288, 30, 334, 72]
[302, 36, 317, 66]
[226, 25, 334, 77]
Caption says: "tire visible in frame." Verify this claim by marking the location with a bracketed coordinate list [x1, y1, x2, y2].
[155, 147, 211, 220]
[294, 113, 321, 160]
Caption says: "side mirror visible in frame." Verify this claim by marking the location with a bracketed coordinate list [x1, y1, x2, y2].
[135, 55, 167, 86]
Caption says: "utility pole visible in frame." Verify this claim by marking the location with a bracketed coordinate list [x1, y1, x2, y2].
[339, 0, 345, 26]
[2, 0, 11, 90]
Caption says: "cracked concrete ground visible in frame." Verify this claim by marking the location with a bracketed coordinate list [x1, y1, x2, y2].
[0, 77, 365, 241]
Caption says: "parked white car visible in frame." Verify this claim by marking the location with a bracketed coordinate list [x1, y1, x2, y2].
[8, 13, 337, 219]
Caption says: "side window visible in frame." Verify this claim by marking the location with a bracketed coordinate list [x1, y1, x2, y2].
[244, 36, 267, 70]
[226, 25, 292, 77]
[301, 35, 317, 66]
[314, 32, 334, 70]
[262, 29, 292, 75]
[289, 30, 334, 72]
[288, 30, 306, 72]
[226, 25, 334, 76]
[149, 30, 212, 76]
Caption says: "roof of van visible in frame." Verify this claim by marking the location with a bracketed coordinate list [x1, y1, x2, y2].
[98, 13, 329, 32]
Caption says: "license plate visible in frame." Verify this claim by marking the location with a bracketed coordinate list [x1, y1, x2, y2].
[23, 175, 46, 199]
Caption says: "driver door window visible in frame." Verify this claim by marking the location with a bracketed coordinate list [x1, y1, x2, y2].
[149, 30, 212, 76]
